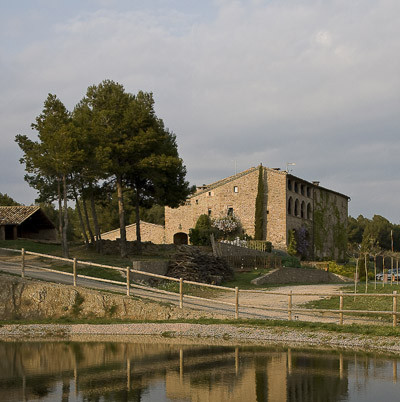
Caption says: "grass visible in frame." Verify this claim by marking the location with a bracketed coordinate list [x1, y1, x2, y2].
[2, 316, 400, 338]
[223, 269, 271, 289]
[303, 284, 400, 321]
[0, 239, 169, 267]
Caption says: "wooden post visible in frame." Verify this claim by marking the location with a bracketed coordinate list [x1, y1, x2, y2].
[354, 258, 358, 299]
[339, 291, 344, 325]
[383, 256, 386, 287]
[73, 258, 77, 287]
[179, 278, 183, 309]
[21, 248, 25, 278]
[365, 254, 368, 293]
[392, 257, 394, 285]
[235, 287, 239, 319]
[393, 291, 397, 328]
[288, 290, 293, 321]
[374, 255, 377, 290]
[126, 267, 130, 296]
[397, 259, 399, 286]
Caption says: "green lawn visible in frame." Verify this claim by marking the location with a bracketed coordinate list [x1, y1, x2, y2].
[303, 284, 400, 321]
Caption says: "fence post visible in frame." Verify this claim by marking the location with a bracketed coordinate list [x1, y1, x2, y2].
[180, 278, 183, 309]
[392, 257, 394, 285]
[126, 267, 130, 296]
[393, 291, 397, 328]
[21, 248, 25, 278]
[73, 258, 77, 287]
[288, 290, 292, 321]
[339, 291, 344, 325]
[235, 287, 239, 319]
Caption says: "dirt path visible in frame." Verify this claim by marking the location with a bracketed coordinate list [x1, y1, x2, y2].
[216, 283, 375, 325]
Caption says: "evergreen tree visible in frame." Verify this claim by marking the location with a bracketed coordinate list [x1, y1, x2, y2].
[254, 165, 264, 240]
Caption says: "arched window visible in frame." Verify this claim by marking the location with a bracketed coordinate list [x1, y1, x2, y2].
[294, 199, 299, 217]
[301, 201, 305, 218]
[288, 197, 293, 215]
[307, 203, 312, 220]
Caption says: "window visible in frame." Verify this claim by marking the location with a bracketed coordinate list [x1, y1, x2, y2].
[208, 191, 212, 197]
[208, 208, 212, 216]
[195, 199, 199, 205]
[306, 187, 311, 197]
[307, 203, 312, 220]
[288, 179, 292, 191]
[301, 184, 304, 195]
[294, 199, 299, 216]
[294, 182, 298, 193]
[301, 201, 305, 218]
[227, 207, 234, 216]
[233, 186, 238, 193]
[288, 197, 293, 215]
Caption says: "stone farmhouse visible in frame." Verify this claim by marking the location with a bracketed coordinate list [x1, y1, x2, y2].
[102, 165, 349, 260]
[165, 165, 349, 260]
[0, 206, 57, 241]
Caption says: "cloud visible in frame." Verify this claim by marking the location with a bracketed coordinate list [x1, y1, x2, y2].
[1, 0, 400, 221]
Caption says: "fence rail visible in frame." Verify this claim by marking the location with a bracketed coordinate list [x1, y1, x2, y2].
[0, 247, 399, 327]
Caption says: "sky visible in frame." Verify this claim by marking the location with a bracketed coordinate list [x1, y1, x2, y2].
[1, 0, 399, 221]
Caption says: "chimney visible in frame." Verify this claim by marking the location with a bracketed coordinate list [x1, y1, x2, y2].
[312, 181, 320, 186]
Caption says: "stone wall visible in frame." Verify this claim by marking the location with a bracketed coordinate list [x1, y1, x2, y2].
[131, 260, 169, 282]
[165, 167, 260, 243]
[265, 169, 287, 248]
[102, 221, 166, 244]
[313, 187, 348, 261]
[0, 274, 224, 321]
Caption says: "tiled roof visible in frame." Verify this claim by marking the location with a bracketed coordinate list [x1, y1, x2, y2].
[0, 206, 41, 225]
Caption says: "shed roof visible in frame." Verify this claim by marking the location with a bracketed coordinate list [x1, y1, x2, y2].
[0, 206, 41, 225]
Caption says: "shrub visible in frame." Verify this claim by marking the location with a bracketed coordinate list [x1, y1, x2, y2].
[190, 215, 218, 246]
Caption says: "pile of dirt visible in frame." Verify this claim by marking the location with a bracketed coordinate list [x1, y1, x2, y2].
[166, 246, 234, 285]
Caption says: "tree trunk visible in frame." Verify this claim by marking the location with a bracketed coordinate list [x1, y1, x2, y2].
[73, 186, 89, 246]
[62, 173, 70, 259]
[90, 188, 102, 254]
[81, 187, 95, 244]
[57, 178, 63, 245]
[116, 175, 127, 258]
[135, 185, 142, 254]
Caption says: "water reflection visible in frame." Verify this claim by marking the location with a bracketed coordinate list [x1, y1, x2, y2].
[0, 340, 398, 401]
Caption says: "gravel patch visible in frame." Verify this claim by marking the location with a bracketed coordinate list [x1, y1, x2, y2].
[1, 323, 400, 355]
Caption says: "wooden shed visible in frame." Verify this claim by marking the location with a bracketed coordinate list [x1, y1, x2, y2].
[0, 206, 57, 241]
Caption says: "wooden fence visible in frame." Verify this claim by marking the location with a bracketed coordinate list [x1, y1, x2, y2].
[0, 247, 399, 327]
[222, 254, 281, 271]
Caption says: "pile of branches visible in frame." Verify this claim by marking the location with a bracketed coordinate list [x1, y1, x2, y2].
[166, 246, 234, 285]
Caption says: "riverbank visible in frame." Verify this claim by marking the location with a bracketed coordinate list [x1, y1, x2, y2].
[1, 322, 400, 355]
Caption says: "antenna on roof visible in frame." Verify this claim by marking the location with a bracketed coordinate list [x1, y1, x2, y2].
[286, 162, 296, 173]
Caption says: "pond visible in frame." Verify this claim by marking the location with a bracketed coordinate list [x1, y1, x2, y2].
[0, 339, 399, 401]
